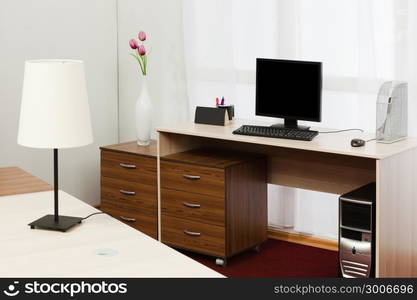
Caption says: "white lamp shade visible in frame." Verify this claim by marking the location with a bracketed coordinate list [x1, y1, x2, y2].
[18, 59, 93, 149]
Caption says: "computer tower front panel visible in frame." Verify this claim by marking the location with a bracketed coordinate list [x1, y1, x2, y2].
[340, 228, 373, 277]
[339, 183, 376, 278]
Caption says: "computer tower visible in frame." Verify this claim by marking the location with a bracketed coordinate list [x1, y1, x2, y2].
[339, 182, 376, 278]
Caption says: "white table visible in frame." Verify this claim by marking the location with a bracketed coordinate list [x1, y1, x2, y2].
[0, 190, 223, 277]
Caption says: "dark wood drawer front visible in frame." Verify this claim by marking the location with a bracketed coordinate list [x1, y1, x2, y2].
[101, 176, 157, 213]
[102, 205, 157, 239]
[161, 215, 225, 257]
[101, 150, 157, 185]
[161, 160, 224, 198]
[161, 188, 224, 226]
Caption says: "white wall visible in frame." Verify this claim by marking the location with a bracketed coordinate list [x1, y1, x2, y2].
[117, 0, 189, 142]
[0, 0, 119, 206]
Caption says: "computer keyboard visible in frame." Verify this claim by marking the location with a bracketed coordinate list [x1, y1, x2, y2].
[233, 125, 319, 141]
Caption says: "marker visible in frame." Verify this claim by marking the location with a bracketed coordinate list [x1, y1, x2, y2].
[216, 97, 219, 106]
[221, 97, 224, 105]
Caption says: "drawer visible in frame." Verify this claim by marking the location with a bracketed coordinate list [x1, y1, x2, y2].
[101, 150, 157, 185]
[161, 188, 224, 226]
[160, 160, 224, 198]
[161, 215, 225, 257]
[102, 205, 157, 239]
[101, 176, 157, 213]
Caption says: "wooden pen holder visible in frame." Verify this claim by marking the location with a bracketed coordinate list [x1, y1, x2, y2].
[194, 106, 232, 126]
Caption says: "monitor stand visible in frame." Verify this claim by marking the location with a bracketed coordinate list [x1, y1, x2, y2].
[271, 119, 310, 130]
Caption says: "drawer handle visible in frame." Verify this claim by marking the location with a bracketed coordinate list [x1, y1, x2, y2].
[119, 163, 136, 169]
[182, 174, 201, 180]
[184, 230, 201, 237]
[120, 216, 136, 222]
[182, 202, 201, 208]
[120, 189, 136, 196]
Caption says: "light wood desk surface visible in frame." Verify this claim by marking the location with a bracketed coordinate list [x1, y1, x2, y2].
[0, 190, 222, 278]
[0, 168, 222, 278]
[157, 119, 417, 159]
[157, 119, 417, 277]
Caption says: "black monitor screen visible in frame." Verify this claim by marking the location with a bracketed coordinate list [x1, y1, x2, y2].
[255, 58, 322, 122]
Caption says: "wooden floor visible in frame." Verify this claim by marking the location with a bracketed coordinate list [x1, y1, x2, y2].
[268, 227, 338, 251]
[0, 167, 52, 196]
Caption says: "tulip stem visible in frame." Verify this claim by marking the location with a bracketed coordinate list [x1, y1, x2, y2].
[130, 53, 146, 76]
[143, 55, 147, 75]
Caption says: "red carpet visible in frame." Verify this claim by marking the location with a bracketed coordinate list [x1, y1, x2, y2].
[181, 239, 339, 278]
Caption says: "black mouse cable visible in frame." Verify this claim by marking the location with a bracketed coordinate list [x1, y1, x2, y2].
[318, 128, 364, 134]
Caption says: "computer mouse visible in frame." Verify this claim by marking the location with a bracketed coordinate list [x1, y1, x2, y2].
[351, 138, 365, 147]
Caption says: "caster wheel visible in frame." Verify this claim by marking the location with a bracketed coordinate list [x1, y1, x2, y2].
[253, 245, 261, 253]
[30, 225, 35, 229]
[215, 258, 226, 267]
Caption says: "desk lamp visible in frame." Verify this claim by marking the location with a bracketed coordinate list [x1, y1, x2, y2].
[17, 59, 93, 232]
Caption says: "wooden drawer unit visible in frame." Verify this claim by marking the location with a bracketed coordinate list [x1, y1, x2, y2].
[101, 177, 157, 212]
[161, 148, 267, 264]
[103, 206, 157, 239]
[160, 161, 224, 198]
[100, 141, 158, 239]
[101, 151, 156, 185]
[161, 188, 224, 226]
[162, 215, 225, 257]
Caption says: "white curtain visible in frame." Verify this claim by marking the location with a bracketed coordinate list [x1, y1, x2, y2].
[182, 0, 417, 240]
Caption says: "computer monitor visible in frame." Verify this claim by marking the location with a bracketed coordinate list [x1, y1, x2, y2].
[255, 58, 322, 130]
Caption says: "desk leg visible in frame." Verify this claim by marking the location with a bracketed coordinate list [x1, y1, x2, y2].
[157, 132, 162, 241]
[376, 148, 417, 277]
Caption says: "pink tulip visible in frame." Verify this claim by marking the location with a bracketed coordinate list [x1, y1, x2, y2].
[138, 31, 146, 41]
[129, 39, 138, 49]
[138, 45, 146, 56]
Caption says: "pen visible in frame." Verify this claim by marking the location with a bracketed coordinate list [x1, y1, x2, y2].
[216, 97, 219, 106]
[221, 97, 224, 106]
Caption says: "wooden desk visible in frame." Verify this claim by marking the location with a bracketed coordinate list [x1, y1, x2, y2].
[157, 119, 417, 277]
[0, 167, 52, 196]
[100, 141, 158, 239]
[0, 168, 222, 277]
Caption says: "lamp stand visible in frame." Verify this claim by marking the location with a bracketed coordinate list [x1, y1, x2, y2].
[28, 149, 83, 232]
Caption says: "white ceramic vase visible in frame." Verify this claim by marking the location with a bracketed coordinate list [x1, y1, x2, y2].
[135, 78, 152, 146]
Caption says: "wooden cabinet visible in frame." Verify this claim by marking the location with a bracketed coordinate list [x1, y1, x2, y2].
[160, 148, 267, 264]
[161, 161, 225, 198]
[100, 141, 158, 239]
[161, 188, 225, 226]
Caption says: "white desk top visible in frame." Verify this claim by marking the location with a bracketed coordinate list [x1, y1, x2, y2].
[157, 119, 417, 159]
[0, 191, 223, 278]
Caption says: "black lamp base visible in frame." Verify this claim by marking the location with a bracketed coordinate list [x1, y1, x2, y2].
[29, 215, 83, 232]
